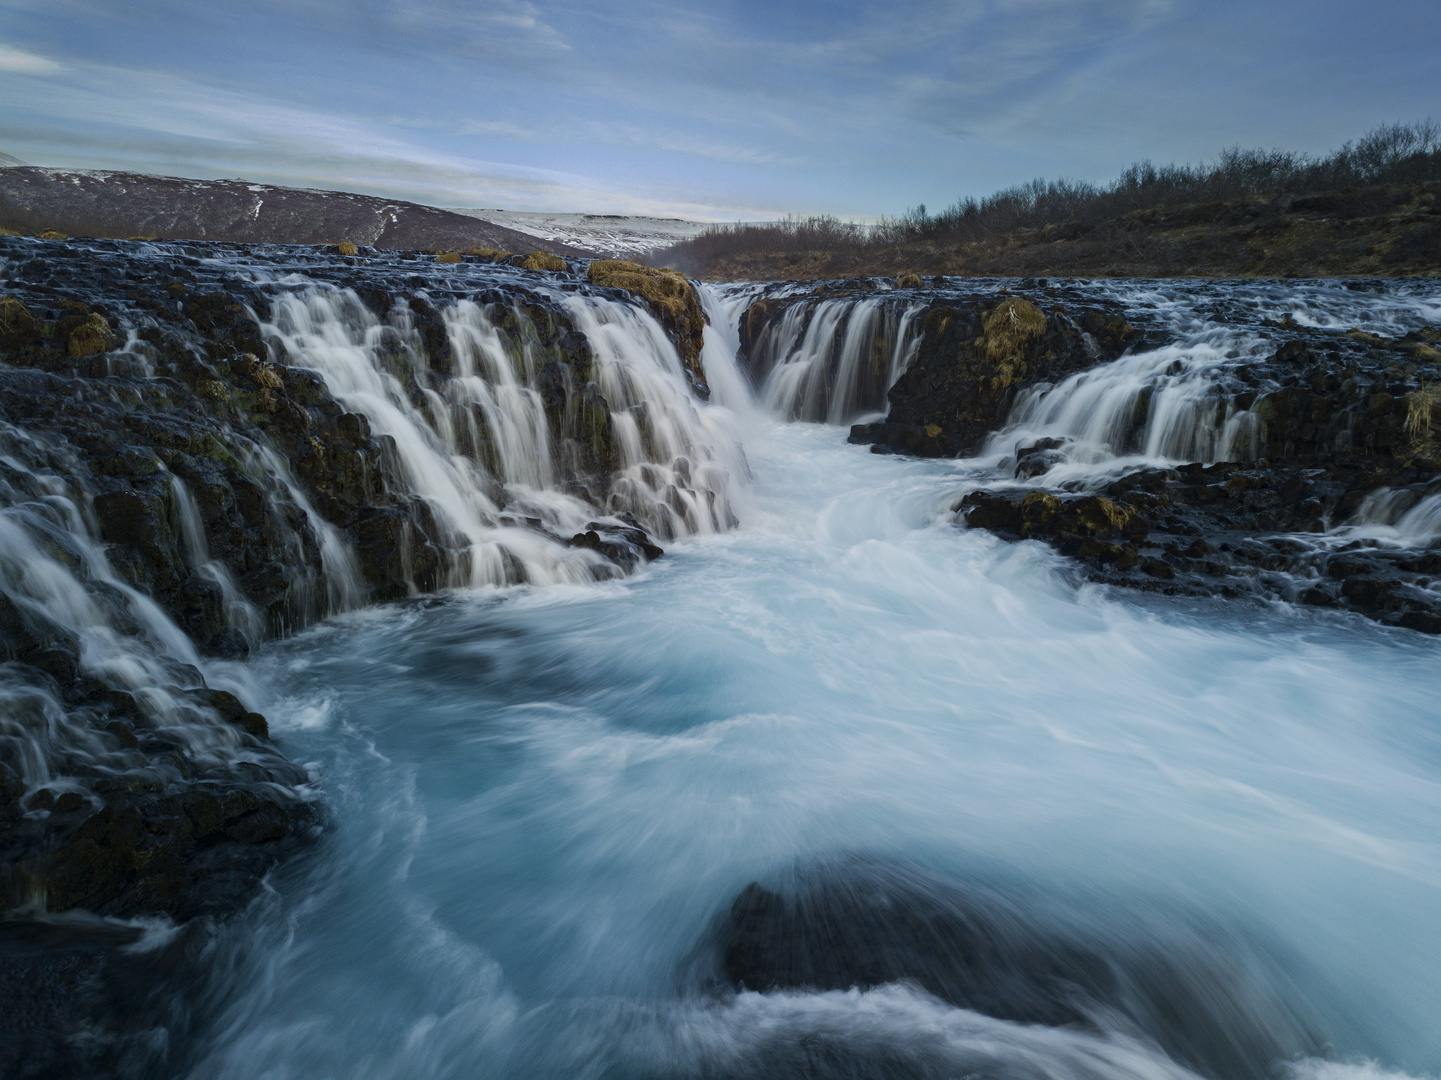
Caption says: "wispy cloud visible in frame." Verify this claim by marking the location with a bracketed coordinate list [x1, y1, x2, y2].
[0, 43, 60, 74]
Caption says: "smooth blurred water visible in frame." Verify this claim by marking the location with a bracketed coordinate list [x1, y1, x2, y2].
[180, 419, 1441, 1080]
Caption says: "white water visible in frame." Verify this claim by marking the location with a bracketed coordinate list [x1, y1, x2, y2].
[4, 264, 1440, 1077]
[181, 420, 1441, 1080]
[745, 295, 925, 423]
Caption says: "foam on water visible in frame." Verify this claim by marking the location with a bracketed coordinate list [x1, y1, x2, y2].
[178, 419, 1441, 1080]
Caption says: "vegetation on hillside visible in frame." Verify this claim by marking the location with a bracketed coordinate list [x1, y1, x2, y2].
[654, 122, 1441, 280]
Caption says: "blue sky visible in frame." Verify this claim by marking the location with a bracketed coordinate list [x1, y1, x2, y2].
[1, 0, 1438, 219]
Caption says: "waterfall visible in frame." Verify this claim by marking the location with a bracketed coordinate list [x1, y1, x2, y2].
[742, 294, 925, 423]
[985, 339, 1264, 477]
[1339, 486, 1441, 544]
[260, 284, 745, 580]
[0, 424, 251, 790]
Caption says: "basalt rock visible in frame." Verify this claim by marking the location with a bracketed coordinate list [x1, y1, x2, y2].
[848, 289, 1142, 455]
[953, 318, 1441, 632]
[716, 862, 1318, 1080]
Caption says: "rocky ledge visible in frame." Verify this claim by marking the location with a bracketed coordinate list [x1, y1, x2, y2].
[833, 281, 1441, 633]
[0, 235, 704, 1074]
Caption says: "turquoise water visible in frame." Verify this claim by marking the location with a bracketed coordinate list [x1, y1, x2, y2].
[182, 422, 1441, 1080]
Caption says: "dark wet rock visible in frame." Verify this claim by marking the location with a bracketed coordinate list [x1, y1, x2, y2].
[716, 862, 1319, 1080]
[845, 291, 1143, 455]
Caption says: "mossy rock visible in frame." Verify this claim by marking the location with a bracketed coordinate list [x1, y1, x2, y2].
[980, 298, 1047, 364]
[467, 246, 511, 262]
[435, 251, 462, 264]
[37, 229, 68, 240]
[336, 241, 358, 256]
[586, 260, 707, 389]
[897, 273, 923, 289]
[522, 250, 567, 272]
[64, 313, 114, 359]
[0, 296, 38, 349]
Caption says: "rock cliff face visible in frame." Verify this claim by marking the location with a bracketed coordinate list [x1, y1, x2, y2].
[847, 291, 1143, 453]
[0, 236, 714, 930]
[738, 278, 1441, 634]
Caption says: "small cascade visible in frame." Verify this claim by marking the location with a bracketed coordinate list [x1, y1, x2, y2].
[742, 294, 925, 423]
[1339, 486, 1441, 545]
[0, 425, 254, 790]
[169, 474, 267, 651]
[564, 295, 744, 539]
[987, 339, 1264, 476]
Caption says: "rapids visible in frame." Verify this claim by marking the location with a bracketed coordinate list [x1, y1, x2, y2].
[2, 250, 1439, 1079]
[185, 417, 1440, 1077]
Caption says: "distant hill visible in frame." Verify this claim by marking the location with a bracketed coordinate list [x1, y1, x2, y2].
[449, 208, 719, 259]
[0, 152, 27, 167]
[0, 168, 590, 256]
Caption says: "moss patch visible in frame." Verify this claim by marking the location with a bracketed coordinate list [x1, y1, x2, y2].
[522, 250, 567, 272]
[980, 298, 1047, 363]
[435, 251, 462, 264]
[897, 273, 923, 289]
[336, 242, 358, 256]
[65, 313, 113, 359]
[0, 296, 38, 348]
[586, 260, 707, 385]
[37, 230, 68, 240]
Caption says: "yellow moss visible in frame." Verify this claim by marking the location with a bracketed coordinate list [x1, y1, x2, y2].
[37, 230, 68, 240]
[1345, 328, 1390, 347]
[0, 227, 20, 237]
[923, 423, 942, 437]
[253, 363, 284, 390]
[435, 251, 462, 264]
[980, 298, 1047, 364]
[467, 246, 510, 261]
[1, 296, 36, 341]
[197, 379, 230, 401]
[586, 259, 706, 376]
[897, 273, 923, 289]
[336, 241, 358, 256]
[66, 313, 112, 359]
[521, 250, 567, 272]
[126, 235, 157, 241]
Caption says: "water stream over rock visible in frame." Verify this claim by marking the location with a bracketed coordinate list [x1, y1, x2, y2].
[1, 239, 1438, 1079]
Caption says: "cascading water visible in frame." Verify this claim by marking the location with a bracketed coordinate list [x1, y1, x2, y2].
[3, 238, 1439, 1080]
[990, 338, 1265, 477]
[738, 291, 925, 423]
[260, 284, 745, 581]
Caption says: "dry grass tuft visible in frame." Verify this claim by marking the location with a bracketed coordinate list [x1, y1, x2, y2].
[435, 251, 462, 264]
[336, 241, 358, 256]
[1406, 383, 1441, 440]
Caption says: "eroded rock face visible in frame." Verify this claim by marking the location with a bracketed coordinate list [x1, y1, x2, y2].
[841, 289, 1142, 455]
[0, 236, 692, 929]
[947, 318, 1441, 632]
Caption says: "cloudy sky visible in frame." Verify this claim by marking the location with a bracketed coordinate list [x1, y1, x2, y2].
[1, 0, 1438, 219]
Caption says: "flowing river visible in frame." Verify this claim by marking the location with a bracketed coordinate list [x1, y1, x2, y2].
[186, 396, 1441, 1079]
[2, 248, 1439, 1079]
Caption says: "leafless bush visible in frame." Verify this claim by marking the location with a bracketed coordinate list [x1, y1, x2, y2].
[655, 120, 1441, 273]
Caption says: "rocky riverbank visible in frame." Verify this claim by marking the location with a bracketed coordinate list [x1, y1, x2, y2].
[0, 235, 717, 1073]
[731, 277, 1441, 634]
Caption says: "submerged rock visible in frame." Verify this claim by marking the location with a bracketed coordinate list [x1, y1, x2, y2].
[715, 861, 1319, 1080]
